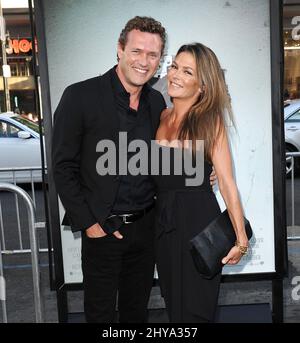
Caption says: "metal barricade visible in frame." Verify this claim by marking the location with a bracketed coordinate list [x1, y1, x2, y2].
[0, 234, 7, 323]
[0, 167, 47, 253]
[286, 152, 300, 241]
[0, 183, 43, 323]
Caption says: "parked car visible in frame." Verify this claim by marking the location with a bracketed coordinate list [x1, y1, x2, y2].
[284, 99, 300, 172]
[0, 112, 44, 183]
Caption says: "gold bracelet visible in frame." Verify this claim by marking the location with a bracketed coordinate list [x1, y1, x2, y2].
[235, 241, 248, 255]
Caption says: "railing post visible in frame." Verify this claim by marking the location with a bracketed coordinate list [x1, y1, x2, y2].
[291, 156, 294, 227]
[286, 152, 300, 241]
[0, 233, 7, 322]
[0, 183, 43, 323]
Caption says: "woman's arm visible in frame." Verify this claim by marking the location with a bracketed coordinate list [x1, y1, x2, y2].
[211, 127, 248, 265]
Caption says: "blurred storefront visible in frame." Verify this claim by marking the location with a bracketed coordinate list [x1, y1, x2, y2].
[0, 2, 37, 119]
[284, 0, 300, 99]
[0, 1, 297, 112]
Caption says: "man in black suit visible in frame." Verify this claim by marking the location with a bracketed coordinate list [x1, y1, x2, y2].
[52, 16, 167, 323]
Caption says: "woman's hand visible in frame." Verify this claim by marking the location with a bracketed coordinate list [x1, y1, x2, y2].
[222, 245, 246, 265]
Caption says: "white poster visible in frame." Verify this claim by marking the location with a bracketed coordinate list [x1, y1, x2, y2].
[42, 0, 275, 283]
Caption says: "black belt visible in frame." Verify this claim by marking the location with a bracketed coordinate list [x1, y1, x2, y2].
[108, 203, 155, 224]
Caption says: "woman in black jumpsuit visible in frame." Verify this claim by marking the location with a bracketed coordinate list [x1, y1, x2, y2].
[153, 43, 249, 323]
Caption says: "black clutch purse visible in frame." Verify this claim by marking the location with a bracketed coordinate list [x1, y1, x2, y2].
[189, 210, 253, 279]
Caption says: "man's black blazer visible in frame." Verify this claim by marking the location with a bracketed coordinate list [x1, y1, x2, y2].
[52, 68, 166, 232]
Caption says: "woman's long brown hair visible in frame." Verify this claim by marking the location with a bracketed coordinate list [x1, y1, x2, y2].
[176, 43, 234, 162]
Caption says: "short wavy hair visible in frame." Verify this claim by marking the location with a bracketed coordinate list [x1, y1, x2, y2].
[118, 16, 166, 56]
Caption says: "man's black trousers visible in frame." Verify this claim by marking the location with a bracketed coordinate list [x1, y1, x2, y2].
[81, 208, 155, 323]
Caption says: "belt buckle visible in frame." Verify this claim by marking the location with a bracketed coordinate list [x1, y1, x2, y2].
[122, 214, 133, 224]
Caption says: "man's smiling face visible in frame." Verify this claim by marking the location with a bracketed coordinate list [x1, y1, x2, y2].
[116, 29, 162, 91]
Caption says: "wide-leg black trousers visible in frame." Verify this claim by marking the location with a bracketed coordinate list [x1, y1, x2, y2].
[155, 190, 222, 323]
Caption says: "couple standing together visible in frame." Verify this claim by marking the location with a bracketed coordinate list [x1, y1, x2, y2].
[52, 16, 249, 323]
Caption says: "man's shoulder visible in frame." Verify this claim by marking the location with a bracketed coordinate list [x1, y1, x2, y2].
[147, 85, 166, 108]
[148, 85, 164, 99]
[65, 76, 101, 93]
[64, 69, 111, 94]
